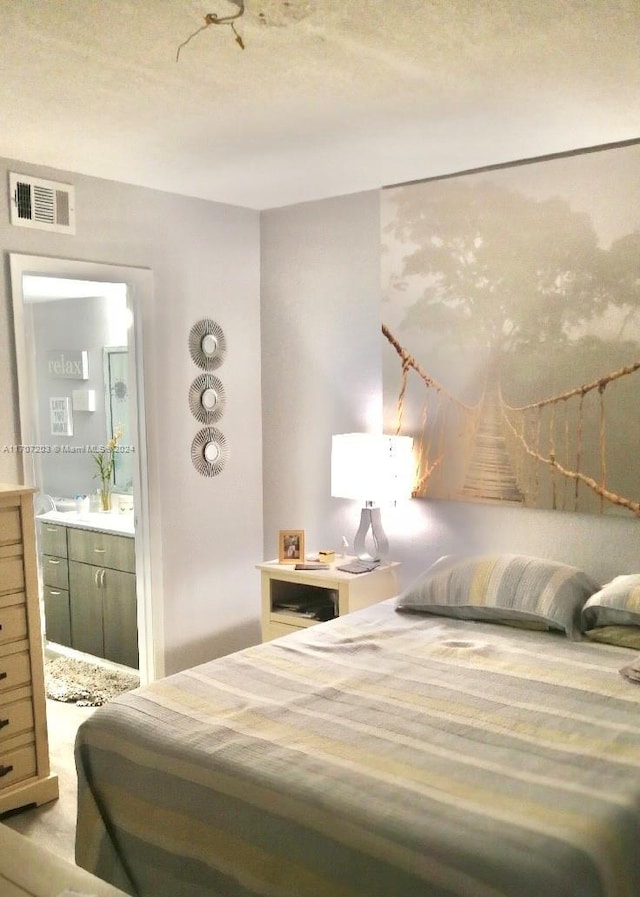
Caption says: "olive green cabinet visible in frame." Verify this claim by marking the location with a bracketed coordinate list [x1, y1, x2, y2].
[40, 523, 71, 649]
[39, 521, 138, 670]
[42, 585, 72, 647]
[68, 560, 137, 668]
[102, 568, 138, 669]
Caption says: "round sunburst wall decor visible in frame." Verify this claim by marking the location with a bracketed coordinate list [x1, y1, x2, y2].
[191, 427, 229, 477]
[188, 319, 227, 371]
[188, 374, 226, 424]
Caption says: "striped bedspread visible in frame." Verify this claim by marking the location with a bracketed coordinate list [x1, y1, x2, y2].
[75, 600, 640, 897]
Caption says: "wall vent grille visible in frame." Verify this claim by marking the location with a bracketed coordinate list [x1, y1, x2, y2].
[9, 172, 76, 234]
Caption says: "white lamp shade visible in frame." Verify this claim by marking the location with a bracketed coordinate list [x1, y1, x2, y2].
[331, 433, 414, 504]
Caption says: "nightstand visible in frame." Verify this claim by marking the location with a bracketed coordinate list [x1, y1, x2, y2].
[257, 558, 400, 642]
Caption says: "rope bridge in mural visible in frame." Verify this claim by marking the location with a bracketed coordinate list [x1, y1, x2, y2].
[383, 323, 640, 517]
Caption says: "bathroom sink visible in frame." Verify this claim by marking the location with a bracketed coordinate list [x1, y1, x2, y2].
[52, 497, 77, 513]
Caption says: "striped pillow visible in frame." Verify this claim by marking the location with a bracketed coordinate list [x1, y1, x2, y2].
[396, 554, 600, 638]
[583, 625, 640, 650]
[582, 575, 640, 646]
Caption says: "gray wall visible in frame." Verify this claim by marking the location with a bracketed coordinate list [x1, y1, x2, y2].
[1, 156, 263, 675]
[3, 160, 638, 678]
[260, 191, 640, 589]
[31, 296, 123, 500]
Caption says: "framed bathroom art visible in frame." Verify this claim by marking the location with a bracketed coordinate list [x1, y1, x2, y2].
[49, 396, 73, 436]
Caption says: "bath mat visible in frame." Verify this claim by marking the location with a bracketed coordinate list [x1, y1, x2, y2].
[45, 655, 140, 706]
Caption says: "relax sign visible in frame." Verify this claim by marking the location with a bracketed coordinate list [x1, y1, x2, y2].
[46, 350, 89, 380]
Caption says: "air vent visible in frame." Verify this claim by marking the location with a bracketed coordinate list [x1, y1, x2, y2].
[9, 172, 76, 234]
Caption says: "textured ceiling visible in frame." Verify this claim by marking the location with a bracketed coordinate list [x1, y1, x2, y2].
[0, 0, 639, 209]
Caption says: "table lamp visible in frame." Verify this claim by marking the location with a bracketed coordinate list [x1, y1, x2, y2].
[331, 433, 414, 562]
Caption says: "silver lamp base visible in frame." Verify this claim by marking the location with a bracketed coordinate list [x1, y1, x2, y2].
[353, 504, 388, 563]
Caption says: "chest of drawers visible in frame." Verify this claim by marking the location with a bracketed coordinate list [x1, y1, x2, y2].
[0, 484, 58, 814]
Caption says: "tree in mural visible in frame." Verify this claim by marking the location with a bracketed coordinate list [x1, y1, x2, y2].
[383, 179, 640, 515]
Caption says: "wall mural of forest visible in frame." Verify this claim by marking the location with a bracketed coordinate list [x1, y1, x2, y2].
[382, 143, 640, 517]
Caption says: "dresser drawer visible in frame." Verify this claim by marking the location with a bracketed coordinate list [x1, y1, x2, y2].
[0, 652, 31, 694]
[0, 605, 27, 646]
[0, 697, 34, 743]
[39, 523, 67, 558]
[0, 508, 21, 546]
[68, 528, 135, 574]
[0, 744, 37, 791]
[0, 557, 24, 596]
[42, 555, 69, 590]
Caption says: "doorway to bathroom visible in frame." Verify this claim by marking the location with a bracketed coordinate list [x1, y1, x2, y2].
[9, 254, 159, 685]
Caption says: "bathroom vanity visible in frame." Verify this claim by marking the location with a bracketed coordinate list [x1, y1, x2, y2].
[37, 510, 138, 670]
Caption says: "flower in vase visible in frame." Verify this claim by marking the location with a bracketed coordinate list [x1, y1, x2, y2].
[93, 425, 123, 511]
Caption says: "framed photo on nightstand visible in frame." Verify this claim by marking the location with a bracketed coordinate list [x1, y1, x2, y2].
[279, 529, 305, 564]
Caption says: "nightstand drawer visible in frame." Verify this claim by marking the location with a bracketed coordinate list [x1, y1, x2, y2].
[42, 555, 69, 590]
[40, 523, 67, 558]
[0, 651, 31, 694]
[264, 618, 311, 641]
[0, 605, 27, 646]
[0, 744, 36, 791]
[68, 528, 135, 574]
[0, 697, 34, 743]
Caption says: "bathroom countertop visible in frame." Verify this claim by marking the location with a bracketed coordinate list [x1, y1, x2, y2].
[37, 509, 135, 537]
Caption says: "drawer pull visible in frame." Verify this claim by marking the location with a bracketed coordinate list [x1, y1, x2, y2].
[46, 526, 58, 532]
[49, 590, 61, 596]
[0, 719, 8, 730]
[48, 559, 61, 565]
[0, 672, 6, 681]
[94, 548, 106, 553]
[0, 764, 14, 778]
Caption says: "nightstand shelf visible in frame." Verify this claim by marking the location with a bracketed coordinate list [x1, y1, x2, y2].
[257, 558, 400, 642]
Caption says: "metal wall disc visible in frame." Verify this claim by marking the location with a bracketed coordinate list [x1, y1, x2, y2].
[188, 319, 227, 371]
[191, 427, 229, 477]
[188, 374, 226, 424]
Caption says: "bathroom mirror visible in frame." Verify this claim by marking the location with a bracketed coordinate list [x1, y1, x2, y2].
[104, 345, 132, 492]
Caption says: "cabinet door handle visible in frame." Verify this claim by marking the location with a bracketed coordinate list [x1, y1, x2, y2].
[0, 718, 8, 730]
[48, 559, 60, 565]
[94, 569, 101, 587]
[0, 764, 14, 778]
[100, 569, 106, 587]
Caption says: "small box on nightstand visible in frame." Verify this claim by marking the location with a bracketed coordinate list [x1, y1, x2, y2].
[318, 550, 335, 562]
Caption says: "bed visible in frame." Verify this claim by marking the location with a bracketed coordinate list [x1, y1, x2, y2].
[74, 555, 640, 897]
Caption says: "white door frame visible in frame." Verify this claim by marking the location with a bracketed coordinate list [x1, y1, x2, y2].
[9, 253, 163, 684]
